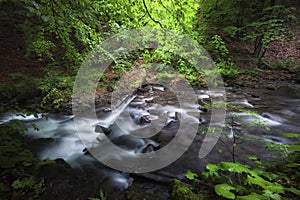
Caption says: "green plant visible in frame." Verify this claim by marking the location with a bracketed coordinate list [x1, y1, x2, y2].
[198, 103, 268, 163]
[206, 35, 239, 78]
[0, 122, 36, 169]
[171, 179, 205, 200]
[38, 68, 75, 110]
[202, 161, 300, 199]
[11, 178, 44, 199]
[272, 57, 296, 70]
[265, 133, 300, 178]
[26, 34, 55, 62]
[88, 189, 106, 200]
[0, 121, 48, 199]
[140, 48, 206, 86]
[186, 170, 199, 181]
[195, 132, 300, 199]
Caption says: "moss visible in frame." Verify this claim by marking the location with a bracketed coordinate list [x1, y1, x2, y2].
[125, 184, 139, 200]
[35, 158, 56, 169]
[125, 181, 171, 200]
[171, 179, 205, 200]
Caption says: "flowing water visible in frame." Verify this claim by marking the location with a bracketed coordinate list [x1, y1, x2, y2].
[1, 84, 299, 199]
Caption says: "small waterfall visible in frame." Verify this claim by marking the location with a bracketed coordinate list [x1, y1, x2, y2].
[96, 95, 136, 128]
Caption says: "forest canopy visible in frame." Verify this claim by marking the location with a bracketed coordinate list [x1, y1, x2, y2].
[2, 0, 297, 67]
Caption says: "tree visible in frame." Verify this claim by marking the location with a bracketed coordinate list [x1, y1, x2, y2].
[197, 0, 297, 58]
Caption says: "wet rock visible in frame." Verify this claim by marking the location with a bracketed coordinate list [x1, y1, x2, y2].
[28, 138, 55, 153]
[110, 135, 159, 153]
[103, 108, 113, 112]
[153, 86, 165, 92]
[138, 115, 151, 125]
[295, 71, 300, 83]
[144, 97, 155, 103]
[37, 158, 71, 179]
[143, 85, 154, 93]
[251, 93, 260, 98]
[152, 121, 180, 144]
[232, 99, 254, 108]
[235, 81, 245, 87]
[262, 135, 288, 144]
[129, 101, 147, 107]
[266, 84, 277, 90]
[126, 178, 170, 200]
[198, 105, 208, 113]
[38, 159, 89, 200]
[129, 108, 151, 125]
[95, 124, 112, 135]
[101, 173, 133, 190]
[199, 117, 207, 124]
[197, 94, 210, 99]
[261, 112, 283, 123]
[163, 111, 180, 126]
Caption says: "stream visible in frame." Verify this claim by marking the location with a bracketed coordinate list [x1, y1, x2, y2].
[1, 84, 299, 199]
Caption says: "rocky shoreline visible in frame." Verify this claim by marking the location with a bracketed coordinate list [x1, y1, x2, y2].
[65, 72, 300, 115]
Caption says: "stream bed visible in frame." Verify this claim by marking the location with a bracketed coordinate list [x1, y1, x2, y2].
[1, 84, 299, 199]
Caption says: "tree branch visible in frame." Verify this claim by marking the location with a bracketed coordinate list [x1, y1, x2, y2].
[142, 0, 163, 28]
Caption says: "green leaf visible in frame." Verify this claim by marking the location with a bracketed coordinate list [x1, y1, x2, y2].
[286, 187, 300, 196]
[185, 170, 198, 181]
[237, 192, 269, 200]
[247, 175, 285, 194]
[31, 123, 39, 131]
[286, 162, 300, 168]
[205, 163, 219, 177]
[283, 133, 300, 138]
[215, 183, 236, 199]
[263, 190, 281, 200]
[219, 162, 254, 175]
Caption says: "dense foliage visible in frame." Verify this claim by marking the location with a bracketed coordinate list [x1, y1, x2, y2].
[198, 0, 297, 58]
[0, 121, 53, 199]
[180, 134, 300, 199]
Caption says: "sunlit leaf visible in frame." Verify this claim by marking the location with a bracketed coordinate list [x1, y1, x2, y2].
[185, 170, 198, 181]
[215, 183, 236, 199]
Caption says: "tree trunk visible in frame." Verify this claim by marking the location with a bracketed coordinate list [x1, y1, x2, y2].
[260, 47, 268, 58]
[254, 35, 263, 57]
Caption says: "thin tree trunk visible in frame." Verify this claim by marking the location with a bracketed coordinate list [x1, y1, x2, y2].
[261, 46, 268, 58]
[254, 35, 263, 57]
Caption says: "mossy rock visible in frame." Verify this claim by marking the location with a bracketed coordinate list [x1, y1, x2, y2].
[125, 180, 171, 200]
[171, 179, 205, 200]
